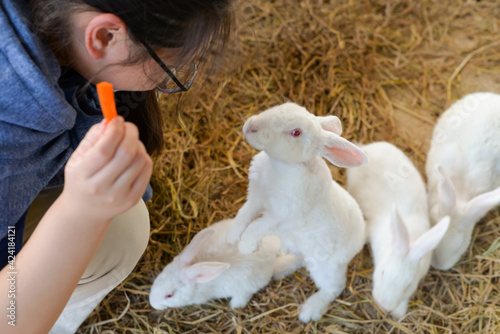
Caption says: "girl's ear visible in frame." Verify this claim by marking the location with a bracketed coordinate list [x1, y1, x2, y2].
[85, 13, 128, 60]
[317, 131, 367, 168]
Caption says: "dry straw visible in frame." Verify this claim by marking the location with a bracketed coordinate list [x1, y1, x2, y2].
[80, 0, 500, 333]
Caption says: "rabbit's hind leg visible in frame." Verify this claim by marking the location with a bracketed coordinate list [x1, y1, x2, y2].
[298, 261, 347, 323]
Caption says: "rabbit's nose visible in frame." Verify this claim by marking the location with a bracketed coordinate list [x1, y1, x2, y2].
[246, 126, 258, 134]
[243, 121, 258, 135]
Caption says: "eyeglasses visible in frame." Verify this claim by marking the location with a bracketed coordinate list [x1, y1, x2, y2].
[140, 39, 198, 94]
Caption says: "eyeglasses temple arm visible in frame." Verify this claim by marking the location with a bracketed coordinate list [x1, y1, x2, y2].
[139, 38, 188, 92]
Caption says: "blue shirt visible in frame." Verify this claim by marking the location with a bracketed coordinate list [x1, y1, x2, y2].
[0, 0, 152, 267]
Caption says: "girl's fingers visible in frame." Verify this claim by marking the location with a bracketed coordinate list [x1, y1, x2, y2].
[76, 117, 125, 178]
[66, 122, 104, 173]
[91, 123, 142, 187]
[128, 153, 154, 202]
[113, 139, 151, 188]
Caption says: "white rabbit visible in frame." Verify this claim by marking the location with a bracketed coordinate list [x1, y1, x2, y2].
[426, 92, 500, 270]
[225, 102, 367, 323]
[347, 141, 450, 319]
[149, 219, 300, 310]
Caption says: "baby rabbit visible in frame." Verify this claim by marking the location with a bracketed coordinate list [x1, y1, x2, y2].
[149, 219, 300, 310]
[347, 141, 450, 319]
[426, 92, 500, 270]
[226, 102, 367, 323]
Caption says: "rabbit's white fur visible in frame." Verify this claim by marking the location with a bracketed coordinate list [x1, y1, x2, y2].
[226, 102, 367, 323]
[426, 92, 500, 270]
[347, 141, 450, 319]
[149, 219, 300, 310]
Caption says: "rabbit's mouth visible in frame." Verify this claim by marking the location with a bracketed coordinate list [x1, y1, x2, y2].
[373, 294, 388, 310]
[373, 288, 400, 313]
[243, 127, 274, 151]
[374, 297, 398, 314]
[149, 297, 168, 310]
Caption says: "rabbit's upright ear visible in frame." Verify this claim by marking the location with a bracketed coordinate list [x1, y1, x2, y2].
[183, 262, 230, 284]
[408, 216, 450, 262]
[179, 229, 215, 265]
[390, 204, 410, 256]
[435, 165, 457, 216]
[317, 115, 342, 135]
[317, 132, 367, 168]
[463, 187, 500, 224]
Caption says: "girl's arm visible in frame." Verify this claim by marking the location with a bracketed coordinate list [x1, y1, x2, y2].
[0, 117, 153, 333]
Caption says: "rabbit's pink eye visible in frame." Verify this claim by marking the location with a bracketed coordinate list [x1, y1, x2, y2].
[291, 128, 302, 137]
[165, 292, 174, 299]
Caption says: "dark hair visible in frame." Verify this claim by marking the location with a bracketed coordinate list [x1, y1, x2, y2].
[29, 0, 235, 155]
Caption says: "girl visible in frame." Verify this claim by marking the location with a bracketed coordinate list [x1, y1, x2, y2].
[0, 0, 235, 332]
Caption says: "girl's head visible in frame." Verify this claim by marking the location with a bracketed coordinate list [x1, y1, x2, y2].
[30, 0, 235, 91]
[30, 0, 236, 155]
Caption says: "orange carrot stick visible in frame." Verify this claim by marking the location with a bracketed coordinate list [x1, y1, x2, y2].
[96, 82, 118, 123]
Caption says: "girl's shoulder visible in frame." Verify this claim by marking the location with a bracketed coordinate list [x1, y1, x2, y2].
[0, 0, 75, 132]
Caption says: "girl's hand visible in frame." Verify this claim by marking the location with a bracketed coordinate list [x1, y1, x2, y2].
[61, 117, 153, 222]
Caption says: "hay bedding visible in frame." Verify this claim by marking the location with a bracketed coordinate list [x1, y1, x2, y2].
[79, 0, 500, 333]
